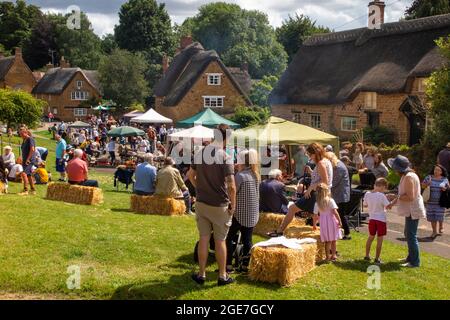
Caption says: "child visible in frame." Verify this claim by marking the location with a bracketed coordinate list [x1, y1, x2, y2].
[353, 142, 364, 169]
[313, 183, 343, 261]
[0, 156, 8, 194]
[33, 162, 49, 185]
[363, 177, 392, 264]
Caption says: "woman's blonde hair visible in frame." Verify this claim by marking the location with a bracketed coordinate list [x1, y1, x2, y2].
[316, 183, 332, 211]
[325, 151, 338, 168]
[238, 148, 260, 182]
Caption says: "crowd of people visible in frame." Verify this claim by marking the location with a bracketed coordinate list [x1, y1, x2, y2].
[1, 119, 449, 287]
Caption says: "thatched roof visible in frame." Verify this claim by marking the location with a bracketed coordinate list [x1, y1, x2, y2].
[0, 56, 14, 81]
[32, 67, 102, 95]
[154, 42, 252, 106]
[270, 14, 450, 106]
[227, 67, 252, 95]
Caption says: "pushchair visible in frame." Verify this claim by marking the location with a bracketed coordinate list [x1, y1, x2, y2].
[341, 189, 367, 231]
[114, 167, 134, 191]
[193, 232, 244, 270]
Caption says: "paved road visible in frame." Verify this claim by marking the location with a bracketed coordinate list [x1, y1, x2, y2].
[357, 208, 450, 259]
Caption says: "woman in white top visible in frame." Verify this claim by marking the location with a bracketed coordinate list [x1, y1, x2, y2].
[388, 155, 425, 268]
[269, 143, 333, 237]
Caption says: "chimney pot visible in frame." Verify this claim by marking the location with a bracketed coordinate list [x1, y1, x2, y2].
[59, 56, 70, 68]
[180, 35, 193, 50]
[368, 1, 385, 29]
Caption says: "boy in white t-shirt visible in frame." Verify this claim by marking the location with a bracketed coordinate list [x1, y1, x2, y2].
[363, 178, 394, 264]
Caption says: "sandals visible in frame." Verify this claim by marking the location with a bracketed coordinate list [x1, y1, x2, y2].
[266, 230, 283, 238]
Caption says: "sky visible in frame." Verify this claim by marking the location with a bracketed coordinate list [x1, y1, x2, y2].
[24, 0, 414, 37]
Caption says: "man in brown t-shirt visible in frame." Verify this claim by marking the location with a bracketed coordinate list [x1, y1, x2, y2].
[188, 124, 236, 286]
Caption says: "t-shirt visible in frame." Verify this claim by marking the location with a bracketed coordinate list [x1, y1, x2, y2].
[191, 146, 234, 207]
[293, 152, 309, 176]
[363, 191, 390, 222]
[66, 157, 88, 183]
[107, 141, 116, 152]
[56, 139, 67, 159]
[34, 168, 49, 184]
[134, 162, 157, 194]
[8, 164, 23, 179]
[313, 198, 338, 215]
[21, 137, 36, 163]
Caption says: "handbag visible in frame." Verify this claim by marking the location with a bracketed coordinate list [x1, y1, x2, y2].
[422, 186, 430, 203]
[439, 189, 450, 209]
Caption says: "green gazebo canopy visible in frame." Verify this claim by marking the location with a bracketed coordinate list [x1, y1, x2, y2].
[107, 126, 145, 137]
[177, 108, 240, 129]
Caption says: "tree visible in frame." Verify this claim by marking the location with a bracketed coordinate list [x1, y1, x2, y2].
[276, 14, 330, 62]
[183, 2, 288, 79]
[0, 89, 46, 129]
[115, 0, 176, 65]
[101, 34, 118, 55]
[230, 105, 271, 128]
[423, 37, 450, 158]
[405, 0, 450, 19]
[49, 12, 103, 70]
[23, 13, 58, 70]
[98, 49, 150, 111]
[249, 75, 279, 107]
[0, 0, 41, 52]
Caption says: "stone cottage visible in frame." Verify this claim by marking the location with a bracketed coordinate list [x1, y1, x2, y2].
[270, 1, 450, 146]
[154, 37, 252, 123]
[0, 48, 36, 93]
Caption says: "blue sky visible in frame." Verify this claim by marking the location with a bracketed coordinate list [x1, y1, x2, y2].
[24, 0, 413, 36]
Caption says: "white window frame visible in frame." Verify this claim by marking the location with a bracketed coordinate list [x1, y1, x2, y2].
[73, 108, 87, 117]
[76, 80, 83, 88]
[207, 73, 222, 86]
[203, 96, 224, 108]
[364, 92, 377, 110]
[341, 116, 357, 132]
[71, 91, 89, 101]
[309, 113, 321, 129]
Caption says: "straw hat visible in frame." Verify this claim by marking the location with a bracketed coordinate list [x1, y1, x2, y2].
[387, 155, 411, 174]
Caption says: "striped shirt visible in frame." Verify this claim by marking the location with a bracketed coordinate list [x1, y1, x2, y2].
[235, 168, 259, 228]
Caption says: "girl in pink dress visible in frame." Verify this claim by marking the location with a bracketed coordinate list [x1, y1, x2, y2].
[313, 183, 343, 261]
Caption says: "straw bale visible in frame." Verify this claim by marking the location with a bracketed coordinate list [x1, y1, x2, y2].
[284, 226, 325, 262]
[254, 213, 306, 238]
[130, 194, 186, 216]
[46, 182, 103, 205]
[249, 243, 317, 286]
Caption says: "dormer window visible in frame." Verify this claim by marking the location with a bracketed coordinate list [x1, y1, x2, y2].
[76, 80, 83, 88]
[207, 73, 222, 86]
[364, 92, 377, 110]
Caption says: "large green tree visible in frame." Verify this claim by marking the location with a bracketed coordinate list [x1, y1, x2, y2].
[405, 0, 450, 19]
[98, 49, 150, 111]
[276, 14, 330, 62]
[0, 0, 41, 52]
[114, 0, 176, 65]
[0, 89, 46, 129]
[249, 75, 278, 108]
[182, 2, 288, 79]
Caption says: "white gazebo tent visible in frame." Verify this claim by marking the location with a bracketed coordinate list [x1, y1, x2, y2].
[130, 108, 172, 124]
[168, 125, 214, 141]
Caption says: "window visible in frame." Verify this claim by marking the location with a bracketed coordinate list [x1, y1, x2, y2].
[71, 91, 89, 100]
[364, 92, 377, 110]
[309, 113, 321, 129]
[76, 80, 83, 88]
[203, 96, 224, 108]
[293, 113, 302, 123]
[341, 116, 357, 131]
[73, 108, 87, 117]
[418, 78, 427, 92]
[207, 74, 222, 85]
[53, 108, 58, 115]
[367, 112, 380, 128]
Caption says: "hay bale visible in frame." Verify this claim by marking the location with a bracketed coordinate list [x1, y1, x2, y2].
[130, 194, 186, 216]
[284, 226, 325, 262]
[254, 213, 306, 238]
[249, 244, 317, 286]
[46, 182, 103, 205]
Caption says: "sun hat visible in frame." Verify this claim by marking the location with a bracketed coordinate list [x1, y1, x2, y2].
[4, 146, 12, 151]
[387, 155, 411, 173]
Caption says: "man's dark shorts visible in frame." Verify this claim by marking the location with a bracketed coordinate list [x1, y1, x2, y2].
[56, 158, 65, 173]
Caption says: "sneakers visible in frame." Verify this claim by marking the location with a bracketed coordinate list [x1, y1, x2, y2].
[191, 273, 206, 285]
[342, 235, 352, 240]
[364, 256, 371, 261]
[374, 258, 383, 265]
[218, 275, 235, 286]
[401, 262, 418, 268]
[18, 190, 29, 196]
[28, 189, 37, 195]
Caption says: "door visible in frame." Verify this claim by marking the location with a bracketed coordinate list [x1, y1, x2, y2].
[400, 96, 426, 146]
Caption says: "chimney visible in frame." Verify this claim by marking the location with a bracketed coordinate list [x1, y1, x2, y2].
[162, 54, 169, 74]
[368, 1, 385, 29]
[15, 47, 22, 58]
[180, 35, 193, 50]
[59, 56, 70, 68]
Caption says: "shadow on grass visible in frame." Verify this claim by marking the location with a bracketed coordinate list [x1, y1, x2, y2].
[332, 259, 401, 272]
[396, 237, 436, 243]
[110, 208, 133, 213]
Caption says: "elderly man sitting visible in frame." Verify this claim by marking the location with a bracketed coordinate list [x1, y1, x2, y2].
[133, 153, 157, 196]
[66, 149, 99, 187]
[2, 146, 16, 170]
[260, 169, 290, 214]
[155, 157, 191, 213]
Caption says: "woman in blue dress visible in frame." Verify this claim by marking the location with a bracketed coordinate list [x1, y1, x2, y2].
[422, 164, 449, 238]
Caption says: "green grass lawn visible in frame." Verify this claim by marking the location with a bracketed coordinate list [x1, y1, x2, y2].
[0, 132, 449, 300]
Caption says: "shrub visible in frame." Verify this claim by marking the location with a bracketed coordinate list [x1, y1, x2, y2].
[230, 105, 271, 128]
[363, 126, 397, 146]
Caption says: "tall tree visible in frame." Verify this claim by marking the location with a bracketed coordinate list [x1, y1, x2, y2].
[183, 2, 288, 79]
[101, 34, 118, 55]
[405, 0, 450, 19]
[276, 14, 330, 62]
[0, 0, 41, 51]
[98, 49, 150, 111]
[114, 0, 176, 65]
[249, 75, 279, 108]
